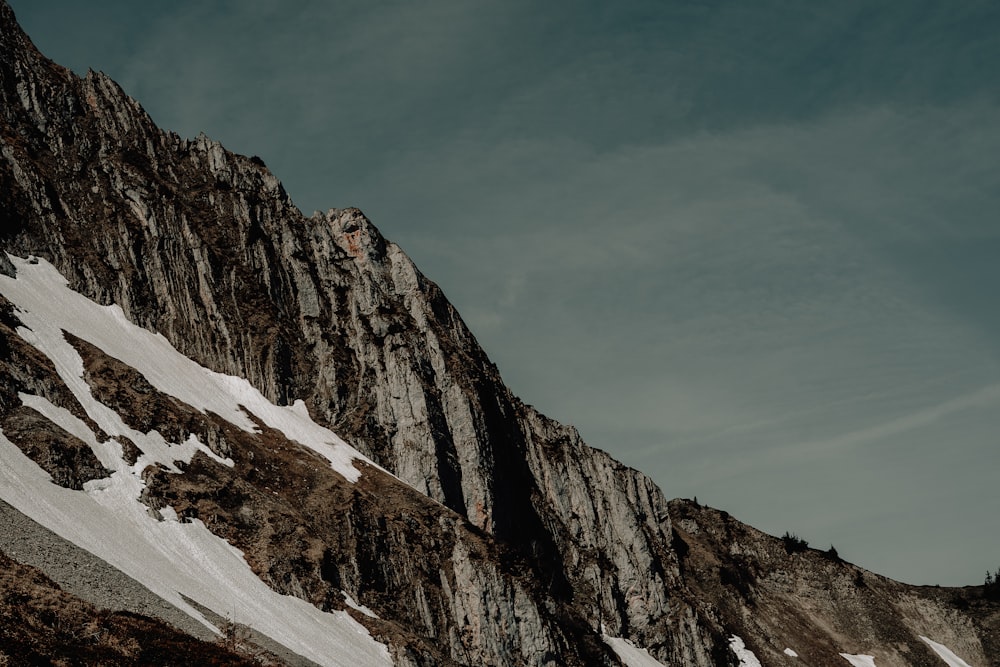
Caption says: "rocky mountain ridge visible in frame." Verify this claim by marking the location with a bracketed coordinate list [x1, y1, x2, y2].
[1, 2, 997, 665]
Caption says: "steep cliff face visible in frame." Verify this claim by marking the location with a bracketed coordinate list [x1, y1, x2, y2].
[0, 0, 695, 657]
[1, 2, 997, 665]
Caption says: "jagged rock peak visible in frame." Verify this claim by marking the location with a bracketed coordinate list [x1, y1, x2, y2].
[0, 1, 32, 54]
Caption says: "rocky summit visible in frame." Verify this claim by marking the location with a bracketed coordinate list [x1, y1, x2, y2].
[0, 2, 997, 665]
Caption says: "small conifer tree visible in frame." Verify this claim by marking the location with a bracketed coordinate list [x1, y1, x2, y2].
[781, 531, 809, 554]
[986, 567, 1000, 600]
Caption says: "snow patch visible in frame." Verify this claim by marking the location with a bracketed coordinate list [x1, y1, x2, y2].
[784, 647, 799, 657]
[840, 654, 877, 667]
[343, 592, 378, 619]
[19, 392, 232, 472]
[0, 254, 370, 482]
[729, 635, 762, 667]
[602, 627, 666, 667]
[919, 636, 972, 667]
[0, 431, 391, 667]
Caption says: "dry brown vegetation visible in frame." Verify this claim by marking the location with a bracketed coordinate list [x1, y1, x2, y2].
[0, 549, 259, 666]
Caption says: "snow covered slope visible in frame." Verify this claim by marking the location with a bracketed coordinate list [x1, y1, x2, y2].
[1, 254, 373, 482]
[602, 627, 667, 667]
[0, 254, 391, 667]
[920, 636, 974, 667]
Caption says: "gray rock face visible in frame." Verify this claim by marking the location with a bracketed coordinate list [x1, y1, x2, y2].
[1, 2, 997, 665]
[667, 500, 1000, 666]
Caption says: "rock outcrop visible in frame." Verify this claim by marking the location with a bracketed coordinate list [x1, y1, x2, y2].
[1, 1, 997, 664]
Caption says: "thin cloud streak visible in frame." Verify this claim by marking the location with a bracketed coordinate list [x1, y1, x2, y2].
[779, 383, 1000, 461]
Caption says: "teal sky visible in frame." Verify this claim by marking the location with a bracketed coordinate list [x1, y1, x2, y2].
[10, 1, 1000, 586]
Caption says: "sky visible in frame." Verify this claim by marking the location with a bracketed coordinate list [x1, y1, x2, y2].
[9, 0, 1000, 587]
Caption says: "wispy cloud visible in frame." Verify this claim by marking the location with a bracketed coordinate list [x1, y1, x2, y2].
[777, 383, 1000, 460]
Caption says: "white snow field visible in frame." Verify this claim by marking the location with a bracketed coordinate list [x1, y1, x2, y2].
[920, 636, 973, 667]
[602, 628, 667, 667]
[784, 647, 799, 657]
[729, 635, 763, 666]
[840, 654, 877, 667]
[0, 255, 390, 666]
[0, 254, 371, 482]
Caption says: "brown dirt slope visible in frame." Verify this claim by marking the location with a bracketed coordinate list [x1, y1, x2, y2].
[0, 548, 261, 667]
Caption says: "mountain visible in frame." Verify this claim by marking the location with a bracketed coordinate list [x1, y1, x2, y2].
[1, 2, 997, 665]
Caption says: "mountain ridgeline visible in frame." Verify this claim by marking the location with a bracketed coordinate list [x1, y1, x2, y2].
[0, 3, 997, 665]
